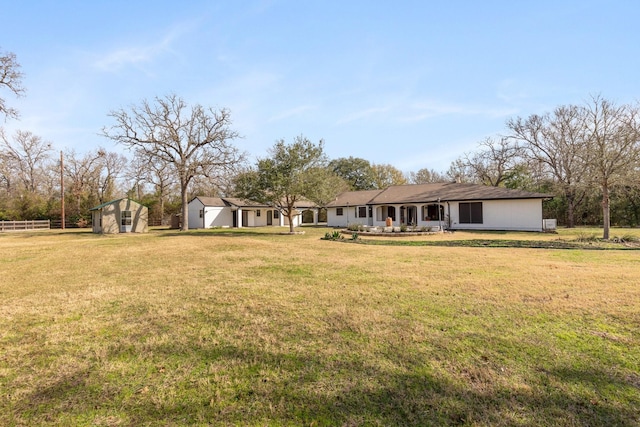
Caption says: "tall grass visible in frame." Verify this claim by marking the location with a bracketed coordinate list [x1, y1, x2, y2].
[1, 227, 639, 426]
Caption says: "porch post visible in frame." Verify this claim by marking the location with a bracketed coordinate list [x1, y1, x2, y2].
[313, 209, 318, 225]
[237, 208, 243, 228]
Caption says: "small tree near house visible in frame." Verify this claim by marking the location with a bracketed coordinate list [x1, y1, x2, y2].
[234, 135, 335, 233]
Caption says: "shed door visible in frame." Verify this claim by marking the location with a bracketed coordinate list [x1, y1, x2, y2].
[121, 210, 133, 232]
[267, 210, 273, 226]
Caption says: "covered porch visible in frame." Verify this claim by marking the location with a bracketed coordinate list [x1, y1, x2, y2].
[372, 203, 446, 229]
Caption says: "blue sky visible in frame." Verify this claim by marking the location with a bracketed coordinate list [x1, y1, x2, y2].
[2, 1, 638, 172]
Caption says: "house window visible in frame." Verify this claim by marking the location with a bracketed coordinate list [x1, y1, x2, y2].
[121, 211, 132, 226]
[256, 210, 261, 217]
[423, 204, 444, 221]
[273, 210, 280, 219]
[358, 206, 367, 218]
[199, 209, 203, 218]
[459, 202, 483, 224]
[336, 208, 344, 216]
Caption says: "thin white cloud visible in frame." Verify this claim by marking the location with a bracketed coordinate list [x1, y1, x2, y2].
[91, 22, 194, 72]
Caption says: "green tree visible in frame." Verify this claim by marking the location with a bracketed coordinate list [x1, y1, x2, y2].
[102, 94, 243, 231]
[371, 163, 407, 189]
[234, 135, 329, 233]
[328, 156, 376, 190]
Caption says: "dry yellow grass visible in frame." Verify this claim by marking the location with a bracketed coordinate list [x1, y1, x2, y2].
[1, 227, 639, 426]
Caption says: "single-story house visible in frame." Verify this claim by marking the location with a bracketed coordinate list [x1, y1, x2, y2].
[90, 198, 148, 234]
[325, 183, 553, 232]
[187, 196, 319, 229]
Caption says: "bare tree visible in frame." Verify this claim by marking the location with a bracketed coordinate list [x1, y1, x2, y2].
[102, 94, 243, 231]
[507, 105, 591, 227]
[95, 149, 127, 204]
[0, 130, 53, 193]
[0, 48, 25, 120]
[407, 167, 447, 184]
[583, 96, 640, 239]
[446, 158, 477, 183]
[64, 149, 105, 215]
[460, 137, 524, 187]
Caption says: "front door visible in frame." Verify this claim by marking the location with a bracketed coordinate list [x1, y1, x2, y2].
[242, 210, 249, 227]
[267, 210, 273, 226]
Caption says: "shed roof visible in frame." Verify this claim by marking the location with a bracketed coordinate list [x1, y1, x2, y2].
[89, 198, 145, 211]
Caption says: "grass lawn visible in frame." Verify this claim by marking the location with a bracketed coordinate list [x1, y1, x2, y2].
[1, 226, 639, 426]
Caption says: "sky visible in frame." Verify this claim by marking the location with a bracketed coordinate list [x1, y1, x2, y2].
[1, 0, 639, 173]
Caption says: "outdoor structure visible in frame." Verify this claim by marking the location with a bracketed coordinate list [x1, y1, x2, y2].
[89, 198, 149, 234]
[325, 183, 553, 232]
[187, 196, 319, 229]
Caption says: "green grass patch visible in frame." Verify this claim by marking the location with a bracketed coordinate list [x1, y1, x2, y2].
[1, 227, 639, 426]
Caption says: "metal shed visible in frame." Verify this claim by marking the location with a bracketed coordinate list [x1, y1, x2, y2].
[89, 198, 148, 234]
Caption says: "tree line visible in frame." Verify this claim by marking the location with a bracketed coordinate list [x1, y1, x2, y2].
[2, 48, 639, 236]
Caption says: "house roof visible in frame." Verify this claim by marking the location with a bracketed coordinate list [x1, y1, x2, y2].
[89, 198, 145, 211]
[190, 196, 271, 209]
[328, 183, 553, 207]
[222, 197, 272, 208]
[325, 189, 384, 207]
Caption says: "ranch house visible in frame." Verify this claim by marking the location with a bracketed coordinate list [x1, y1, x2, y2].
[325, 183, 553, 232]
[187, 197, 320, 229]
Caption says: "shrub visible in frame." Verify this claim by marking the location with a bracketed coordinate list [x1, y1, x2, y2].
[322, 231, 344, 241]
[347, 223, 364, 231]
[400, 224, 407, 232]
[351, 232, 359, 240]
[574, 232, 599, 242]
[612, 234, 639, 243]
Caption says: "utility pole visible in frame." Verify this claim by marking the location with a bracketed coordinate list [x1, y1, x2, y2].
[60, 151, 65, 230]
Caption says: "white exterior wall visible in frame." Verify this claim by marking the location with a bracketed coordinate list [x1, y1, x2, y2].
[205, 207, 233, 227]
[448, 199, 543, 231]
[252, 209, 269, 227]
[329, 199, 544, 231]
[188, 199, 234, 229]
[187, 199, 204, 229]
[326, 206, 368, 227]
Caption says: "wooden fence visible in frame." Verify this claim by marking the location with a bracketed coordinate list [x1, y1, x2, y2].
[0, 220, 51, 232]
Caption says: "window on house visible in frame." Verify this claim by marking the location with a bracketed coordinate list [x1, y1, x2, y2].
[459, 202, 483, 224]
[256, 210, 261, 217]
[273, 210, 280, 219]
[121, 211, 132, 226]
[199, 209, 203, 218]
[336, 208, 344, 216]
[358, 206, 367, 218]
[423, 204, 444, 221]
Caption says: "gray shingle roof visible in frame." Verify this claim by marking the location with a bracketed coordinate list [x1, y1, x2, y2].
[325, 189, 383, 207]
[328, 183, 552, 207]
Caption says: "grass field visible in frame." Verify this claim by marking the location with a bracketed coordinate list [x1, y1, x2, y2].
[1, 226, 639, 426]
